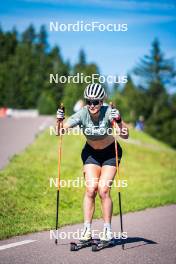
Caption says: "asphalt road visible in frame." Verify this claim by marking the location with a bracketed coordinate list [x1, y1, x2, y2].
[0, 205, 175, 264]
[0, 116, 54, 170]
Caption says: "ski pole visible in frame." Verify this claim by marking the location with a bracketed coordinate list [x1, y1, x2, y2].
[55, 103, 65, 245]
[110, 102, 124, 250]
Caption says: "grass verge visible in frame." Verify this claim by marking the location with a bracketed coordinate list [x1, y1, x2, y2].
[0, 128, 176, 239]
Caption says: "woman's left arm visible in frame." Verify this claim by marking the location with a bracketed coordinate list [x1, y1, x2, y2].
[110, 107, 129, 139]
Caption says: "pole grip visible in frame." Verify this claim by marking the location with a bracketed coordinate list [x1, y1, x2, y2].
[109, 101, 116, 127]
[57, 103, 64, 190]
[57, 103, 65, 131]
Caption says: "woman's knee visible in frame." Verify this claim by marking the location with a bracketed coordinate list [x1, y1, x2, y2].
[98, 186, 110, 200]
[85, 187, 98, 199]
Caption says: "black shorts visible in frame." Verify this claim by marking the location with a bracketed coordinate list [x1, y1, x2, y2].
[81, 141, 122, 167]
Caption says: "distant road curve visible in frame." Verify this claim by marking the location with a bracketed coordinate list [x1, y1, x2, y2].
[0, 116, 54, 170]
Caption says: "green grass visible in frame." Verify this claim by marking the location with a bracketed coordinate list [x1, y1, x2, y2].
[0, 128, 176, 239]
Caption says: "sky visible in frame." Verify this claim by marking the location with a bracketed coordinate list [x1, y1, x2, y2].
[0, 0, 176, 78]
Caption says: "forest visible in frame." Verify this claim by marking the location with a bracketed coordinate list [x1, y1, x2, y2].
[0, 24, 175, 148]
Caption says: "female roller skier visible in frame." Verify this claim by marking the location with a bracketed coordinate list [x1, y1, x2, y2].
[57, 83, 129, 243]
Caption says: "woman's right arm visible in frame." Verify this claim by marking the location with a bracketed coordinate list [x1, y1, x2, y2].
[56, 108, 70, 135]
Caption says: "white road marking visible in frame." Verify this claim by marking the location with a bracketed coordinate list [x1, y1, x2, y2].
[0, 240, 36, 251]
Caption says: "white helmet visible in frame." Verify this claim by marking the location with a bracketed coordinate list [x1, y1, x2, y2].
[84, 83, 106, 100]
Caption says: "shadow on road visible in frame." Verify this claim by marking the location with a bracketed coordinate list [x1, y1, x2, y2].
[55, 237, 157, 251]
[114, 236, 157, 250]
[90, 237, 157, 251]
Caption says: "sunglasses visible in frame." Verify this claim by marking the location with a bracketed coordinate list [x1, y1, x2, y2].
[86, 100, 100, 106]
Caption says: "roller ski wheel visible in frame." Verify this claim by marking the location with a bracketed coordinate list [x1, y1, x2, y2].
[70, 239, 92, 251]
[92, 240, 114, 252]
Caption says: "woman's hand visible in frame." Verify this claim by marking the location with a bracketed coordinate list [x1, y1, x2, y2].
[110, 107, 129, 139]
[110, 108, 122, 124]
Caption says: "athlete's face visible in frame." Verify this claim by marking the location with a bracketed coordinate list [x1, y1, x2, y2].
[86, 100, 103, 115]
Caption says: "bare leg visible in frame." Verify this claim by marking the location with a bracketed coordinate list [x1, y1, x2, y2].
[83, 164, 101, 222]
[98, 165, 116, 223]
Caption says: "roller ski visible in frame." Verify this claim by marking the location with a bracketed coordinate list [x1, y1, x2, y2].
[70, 239, 93, 251]
[92, 227, 114, 252]
[92, 239, 114, 251]
[70, 227, 92, 251]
